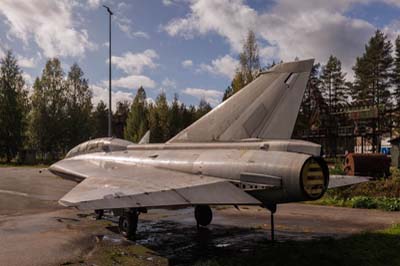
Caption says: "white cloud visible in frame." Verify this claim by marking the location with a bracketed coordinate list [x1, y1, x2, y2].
[164, 0, 399, 78]
[163, 0, 174, 6]
[183, 87, 223, 106]
[114, 4, 150, 39]
[116, 20, 150, 39]
[107, 75, 157, 89]
[162, 78, 177, 89]
[182, 59, 193, 68]
[17, 55, 36, 68]
[91, 85, 134, 110]
[0, 0, 95, 58]
[111, 49, 159, 74]
[199, 54, 238, 79]
[87, 0, 101, 9]
[165, 0, 257, 52]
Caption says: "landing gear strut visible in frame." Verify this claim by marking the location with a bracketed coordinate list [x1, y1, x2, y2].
[118, 209, 139, 240]
[195, 205, 213, 228]
[94, 209, 104, 220]
[265, 203, 277, 242]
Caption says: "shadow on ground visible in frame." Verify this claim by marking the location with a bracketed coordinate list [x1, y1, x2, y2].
[80, 219, 400, 266]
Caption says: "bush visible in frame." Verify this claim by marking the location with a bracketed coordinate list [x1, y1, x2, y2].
[351, 196, 377, 209]
[376, 197, 400, 211]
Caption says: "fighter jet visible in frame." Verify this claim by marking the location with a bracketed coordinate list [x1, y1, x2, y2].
[49, 59, 368, 240]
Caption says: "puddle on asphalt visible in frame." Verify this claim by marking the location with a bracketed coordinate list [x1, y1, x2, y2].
[93, 215, 340, 265]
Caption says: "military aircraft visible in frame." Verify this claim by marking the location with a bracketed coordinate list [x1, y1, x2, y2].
[49, 59, 368, 240]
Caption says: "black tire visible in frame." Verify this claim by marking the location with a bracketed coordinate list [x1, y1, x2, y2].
[195, 205, 212, 227]
[119, 212, 138, 239]
[94, 209, 104, 220]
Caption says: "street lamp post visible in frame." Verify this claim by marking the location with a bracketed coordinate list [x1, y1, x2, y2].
[103, 5, 113, 137]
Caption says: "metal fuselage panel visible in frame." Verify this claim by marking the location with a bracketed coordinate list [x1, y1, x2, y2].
[66, 140, 325, 204]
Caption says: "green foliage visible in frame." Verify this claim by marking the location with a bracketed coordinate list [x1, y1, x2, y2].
[29, 59, 93, 160]
[168, 94, 183, 139]
[29, 58, 67, 159]
[222, 30, 261, 101]
[65, 63, 93, 149]
[0, 50, 28, 162]
[91, 100, 108, 138]
[353, 30, 393, 106]
[351, 196, 378, 209]
[149, 92, 169, 143]
[320, 55, 349, 111]
[293, 63, 327, 136]
[348, 196, 400, 211]
[113, 101, 130, 139]
[124, 87, 148, 142]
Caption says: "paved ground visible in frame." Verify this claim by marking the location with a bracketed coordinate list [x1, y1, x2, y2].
[1, 167, 400, 265]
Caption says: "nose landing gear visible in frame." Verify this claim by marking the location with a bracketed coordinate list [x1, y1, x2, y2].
[195, 205, 213, 228]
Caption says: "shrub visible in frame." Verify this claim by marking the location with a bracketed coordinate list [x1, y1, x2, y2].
[351, 196, 377, 209]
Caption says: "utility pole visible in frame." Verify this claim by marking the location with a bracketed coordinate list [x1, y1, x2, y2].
[103, 5, 113, 137]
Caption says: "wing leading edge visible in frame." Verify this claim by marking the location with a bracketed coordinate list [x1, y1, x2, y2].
[50, 159, 261, 210]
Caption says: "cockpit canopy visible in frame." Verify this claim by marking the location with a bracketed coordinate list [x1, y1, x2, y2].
[65, 138, 133, 158]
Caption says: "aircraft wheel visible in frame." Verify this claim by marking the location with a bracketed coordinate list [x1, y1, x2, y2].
[119, 211, 138, 239]
[195, 205, 212, 227]
[94, 209, 104, 220]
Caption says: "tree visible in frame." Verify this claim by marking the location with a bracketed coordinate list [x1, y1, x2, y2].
[168, 93, 183, 139]
[0, 51, 28, 162]
[320, 55, 348, 112]
[65, 63, 92, 149]
[124, 87, 148, 142]
[149, 92, 169, 143]
[91, 101, 109, 138]
[113, 101, 130, 139]
[196, 98, 212, 120]
[294, 64, 327, 136]
[29, 58, 66, 159]
[393, 36, 400, 108]
[320, 56, 348, 156]
[352, 30, 393, 151]
[181, 104, 196, 128]
[223, 30, 261, 100]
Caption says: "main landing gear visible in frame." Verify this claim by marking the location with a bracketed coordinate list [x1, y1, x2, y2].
[119, 210, 139, 240]
[195, 205, 213, 228]
[265, 203, 277, 242]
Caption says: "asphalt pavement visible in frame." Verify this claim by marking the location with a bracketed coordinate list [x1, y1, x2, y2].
[1, 167, 400, 266]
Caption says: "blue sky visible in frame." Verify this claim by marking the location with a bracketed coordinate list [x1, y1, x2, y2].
[0, 0, 400, 108]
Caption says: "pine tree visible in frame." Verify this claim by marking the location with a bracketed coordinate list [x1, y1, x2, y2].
[168, 93, 183, 139]
[352, 30, 393, 151]
[113, 101, 130, 139]
[294, 64, 327, 136]
[320, 55, 348, 112]
[124, 87, 148, 142]
[181, 104, 196, 128]
[393, 36, 400, 107]
[353, 30, 393, 106]
[149, 92, 169, 142]
[30, 58, 66, 159]
[65, 63, 92, 149]
[0, 51, 28, 162]
[196, 98, 212, 120]
[91, 101, 108, 138]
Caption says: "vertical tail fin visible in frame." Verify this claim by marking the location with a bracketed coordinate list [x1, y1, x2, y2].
[168, 59, 314, 143]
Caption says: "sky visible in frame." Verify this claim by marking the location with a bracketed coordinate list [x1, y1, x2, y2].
[0, 0, 400, 109]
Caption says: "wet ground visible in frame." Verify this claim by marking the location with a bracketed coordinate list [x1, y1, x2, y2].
[1, 167, 400, 265]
